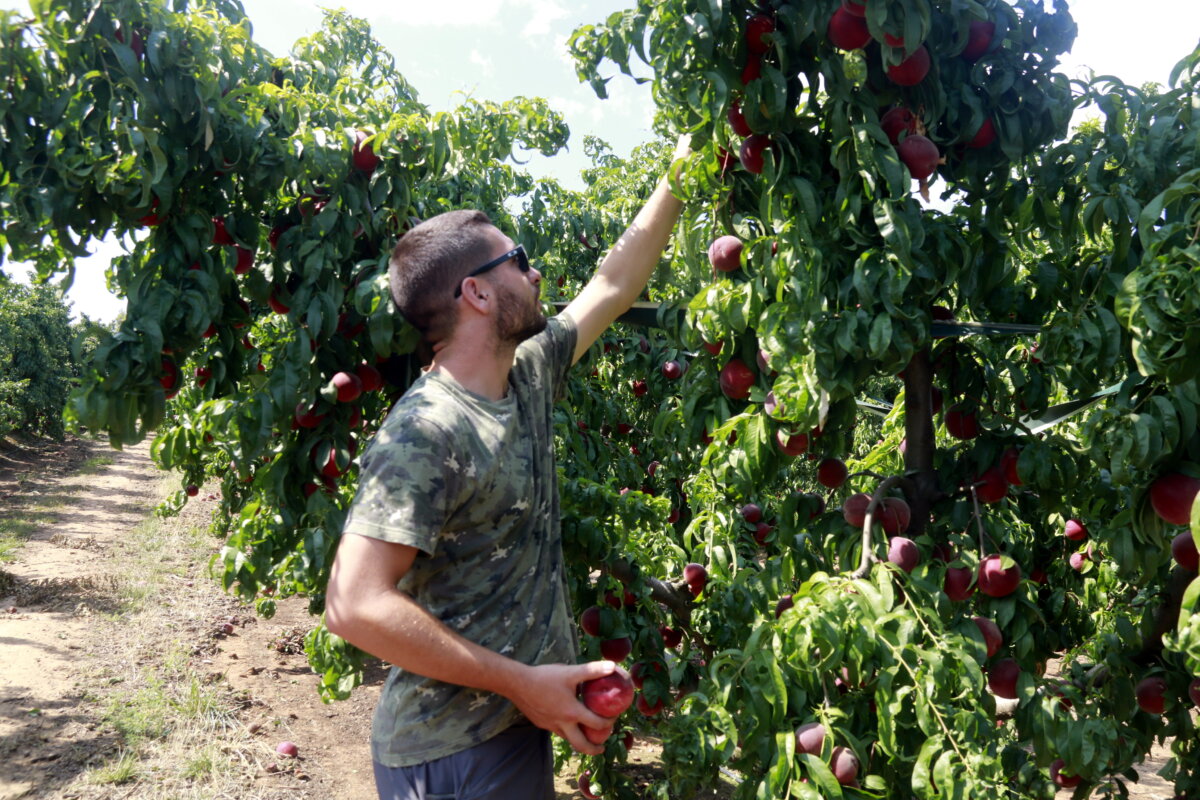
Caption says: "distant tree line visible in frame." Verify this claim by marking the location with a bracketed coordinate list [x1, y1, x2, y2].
[0, 278, 112, 439]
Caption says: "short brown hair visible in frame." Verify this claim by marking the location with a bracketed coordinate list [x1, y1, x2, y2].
[388, 210, 495, 344]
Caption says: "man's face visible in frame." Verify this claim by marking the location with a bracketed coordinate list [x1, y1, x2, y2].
[482, 229, 545, 345]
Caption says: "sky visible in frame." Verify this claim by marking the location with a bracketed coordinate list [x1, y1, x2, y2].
[5, 0, 1200, 324]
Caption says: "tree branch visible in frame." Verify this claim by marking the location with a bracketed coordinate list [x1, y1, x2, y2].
[608, 556, 693, 627]
[902, 348, 941, 538]
[850, 474, 911, 579]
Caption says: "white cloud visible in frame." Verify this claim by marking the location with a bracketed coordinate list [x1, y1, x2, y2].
[547, 95, 590, 118]
[330, 0, 503, 26]
[554, 32, 577, 71]
[514, 0, 570, 40]
[468, 49, 494, 77]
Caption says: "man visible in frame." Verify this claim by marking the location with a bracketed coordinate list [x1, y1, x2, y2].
[325, 136, 689, 799]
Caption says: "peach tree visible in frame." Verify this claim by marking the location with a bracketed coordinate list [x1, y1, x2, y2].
[0, 0, 569, 697]
[561, 0, 1200, 798]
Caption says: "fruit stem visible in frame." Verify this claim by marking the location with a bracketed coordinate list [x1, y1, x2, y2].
[969, 485, 997, 555]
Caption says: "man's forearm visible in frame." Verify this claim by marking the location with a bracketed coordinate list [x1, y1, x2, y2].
[329, 588, 528, 701]
[591, 175, 684, 308]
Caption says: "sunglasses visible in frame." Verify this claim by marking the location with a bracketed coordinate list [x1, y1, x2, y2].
[454, 245, 530, 298]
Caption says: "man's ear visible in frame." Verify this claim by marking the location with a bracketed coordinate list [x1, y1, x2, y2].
[460, 277, 490, 312]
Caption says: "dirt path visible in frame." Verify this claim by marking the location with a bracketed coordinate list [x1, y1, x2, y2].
[0, 436, 150, 799]
[0, 436, 384, 799]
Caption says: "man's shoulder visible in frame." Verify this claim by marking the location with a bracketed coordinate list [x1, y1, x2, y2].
[377, 376, 464, 442]
[513, 314, 577, 377]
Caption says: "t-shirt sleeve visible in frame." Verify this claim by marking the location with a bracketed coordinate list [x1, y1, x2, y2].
[341, 413, 459, 556]
[515, 314, 578, 399]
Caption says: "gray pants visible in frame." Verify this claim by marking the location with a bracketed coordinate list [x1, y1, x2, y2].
[373, 722, 555, 800]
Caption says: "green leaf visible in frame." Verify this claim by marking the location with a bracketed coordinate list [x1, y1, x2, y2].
[798, 753, 843, 800]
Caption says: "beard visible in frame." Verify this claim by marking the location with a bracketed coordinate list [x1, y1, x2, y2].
[495, 282, 547, 345]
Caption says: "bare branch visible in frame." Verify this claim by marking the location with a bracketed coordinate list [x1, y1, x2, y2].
[609, 556, 693, 627]
[850, 474, 910, 579]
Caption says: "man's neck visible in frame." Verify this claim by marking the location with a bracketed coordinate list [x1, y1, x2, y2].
[429, 339, 517, 402]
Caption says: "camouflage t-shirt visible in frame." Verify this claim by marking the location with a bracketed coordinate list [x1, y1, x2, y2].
[342, 314, 580, 768]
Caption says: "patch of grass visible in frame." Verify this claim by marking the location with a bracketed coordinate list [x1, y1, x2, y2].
[176, 673, 235, 725]
[77, 454, 115, 475]
[82, 659, 256, 795]
[112, 515, 208, 613]
[0, 524, 31, 561]
[180, 746, 219, 781]
[103, 681, 175, 743]
[0, 517, 38, 543]
[88, 748, 139, 785]
[66, 472, 282, 798]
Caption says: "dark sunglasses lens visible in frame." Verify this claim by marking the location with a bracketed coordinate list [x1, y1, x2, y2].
[515, 248, 530, 273]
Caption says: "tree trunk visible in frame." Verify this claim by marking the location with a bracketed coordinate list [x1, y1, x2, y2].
[903, 348, 940, 536]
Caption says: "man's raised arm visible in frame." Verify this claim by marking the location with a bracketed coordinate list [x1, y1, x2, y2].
[561, 135, 691, 364]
